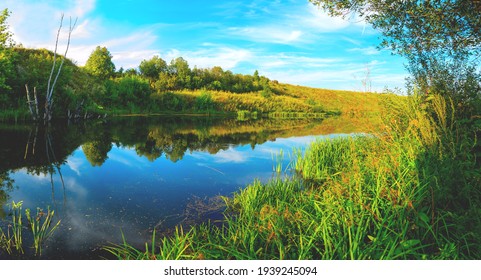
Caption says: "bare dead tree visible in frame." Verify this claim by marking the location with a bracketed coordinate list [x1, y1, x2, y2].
[25, 84, 39, 121]
[361, 63, 372, 93]
[24, 14, 77, 122]
[43, 14, 77, 122]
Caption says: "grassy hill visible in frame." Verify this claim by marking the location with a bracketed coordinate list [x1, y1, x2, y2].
[158, 83, 402, 133]
[162, 83, 398, 116]
[0, 48, 403, 124]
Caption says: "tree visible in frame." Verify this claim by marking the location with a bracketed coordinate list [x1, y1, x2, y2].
[310, 0, 481, 100]
[84, 46, 116, 79]
[0, 8, 15, 106]
[82, 140, 112, 166]
[139, 55, 167, 81]
[23, 14, 76, 122]
[0, 8, 13, 48]
[169, 57, 191, 89]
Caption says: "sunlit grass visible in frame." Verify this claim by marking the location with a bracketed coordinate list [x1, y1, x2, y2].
[104, 228, 194, 260]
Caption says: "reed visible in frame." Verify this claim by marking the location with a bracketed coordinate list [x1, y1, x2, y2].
[10, 201, 24, 254]
[0, 201, 24, 255]
[104, 228, 194, 260]
[0, 201, 61, 257]
[25, 206, 61, 256]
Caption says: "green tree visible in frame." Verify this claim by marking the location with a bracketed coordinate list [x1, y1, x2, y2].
[0, 8, 13, 48]
[108, 75, 151, 109]
[11, 48, 75, 114]
[84, 46, 116, 79]
[0, 8, 15, 106]
[139, 55, 167, 81]
[169, 57, 191, 89]
[0, 49, 15, 106]
[82, 140, 112, 167]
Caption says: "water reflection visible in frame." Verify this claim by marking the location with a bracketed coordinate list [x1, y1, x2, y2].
[0, 116, 360, 259]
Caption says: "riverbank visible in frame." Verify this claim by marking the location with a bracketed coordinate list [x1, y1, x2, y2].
[105, 94, 481, 260]
[0, 79, 400, 126]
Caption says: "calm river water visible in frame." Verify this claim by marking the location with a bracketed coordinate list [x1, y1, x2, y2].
[0, 116, 353, 259]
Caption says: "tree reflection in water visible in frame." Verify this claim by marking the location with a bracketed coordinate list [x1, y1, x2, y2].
[0, 115, 365, 259]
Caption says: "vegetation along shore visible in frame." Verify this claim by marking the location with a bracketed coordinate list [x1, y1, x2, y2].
[1, 0, 481, 260]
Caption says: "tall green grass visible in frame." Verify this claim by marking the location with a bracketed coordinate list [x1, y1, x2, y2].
[0, 201, 61, 256]
[104, 228, 193, 260]
[105, 94, 480, 260]
[25, 206, 61, 256]
[0, 201, 24, 254]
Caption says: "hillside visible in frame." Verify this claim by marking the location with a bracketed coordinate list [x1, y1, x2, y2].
[0, 47, 402, 124]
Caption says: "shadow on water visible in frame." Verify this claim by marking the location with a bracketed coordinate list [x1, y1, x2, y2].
[0, 115, 366, 259]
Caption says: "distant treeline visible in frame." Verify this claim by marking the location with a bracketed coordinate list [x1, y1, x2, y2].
[0, 45, 278, 120]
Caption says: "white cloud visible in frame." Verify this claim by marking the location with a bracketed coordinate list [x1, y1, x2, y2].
[5, 0, 96, 45]
[258, 54, 342, 69]
[66, 156, 85, 176]
[69, 0, 96, 18]
[229, 27, 306, 45]
[70, 19, 94, 39]
[262, 63, 407, 92]
[161, 47, 253, 70]
[111, 49, 160, 69]
[348, 46, 380, 55]
[64, 177, 88, 198]
[103, 31, 156, 49]
[214, 148, 248, 163]
[302, 4, 351, 32]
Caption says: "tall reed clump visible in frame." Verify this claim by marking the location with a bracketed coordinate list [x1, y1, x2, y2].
[0, 201, 61, 257]
[0, 201, 24, 254]
[105, 94, 480, 259]
[25, 207, 61, 256]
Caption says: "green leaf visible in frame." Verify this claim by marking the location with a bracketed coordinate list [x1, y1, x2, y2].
[418, 212, 430, 224]
[401, 239, 421, 249]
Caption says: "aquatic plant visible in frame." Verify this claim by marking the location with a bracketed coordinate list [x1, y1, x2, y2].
[25, 206, 61, 256]
[0, 201, 24, 254]
[0, 201, 60, 257]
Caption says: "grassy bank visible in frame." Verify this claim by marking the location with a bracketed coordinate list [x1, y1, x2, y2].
[1, 83, 399, 127]
[105, 94, 480, 260]
[0, 109, 30, 123]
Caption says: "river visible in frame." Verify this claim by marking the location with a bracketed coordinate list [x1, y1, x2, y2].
[0, 115, 357, 259]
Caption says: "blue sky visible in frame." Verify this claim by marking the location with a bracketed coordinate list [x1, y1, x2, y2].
[3, 0, 408, 91]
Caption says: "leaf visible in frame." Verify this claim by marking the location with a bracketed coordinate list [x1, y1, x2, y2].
[401, 239, 421, 249]
[418, 212, 430, 224]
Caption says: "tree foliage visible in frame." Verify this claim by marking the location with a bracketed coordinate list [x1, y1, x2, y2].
[84, 46, 116, 79]
[139, 55, 167, 81]
[0, 8, 13, 48]
[82, 140, 112, 167]
[0, 9, 14, 106]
